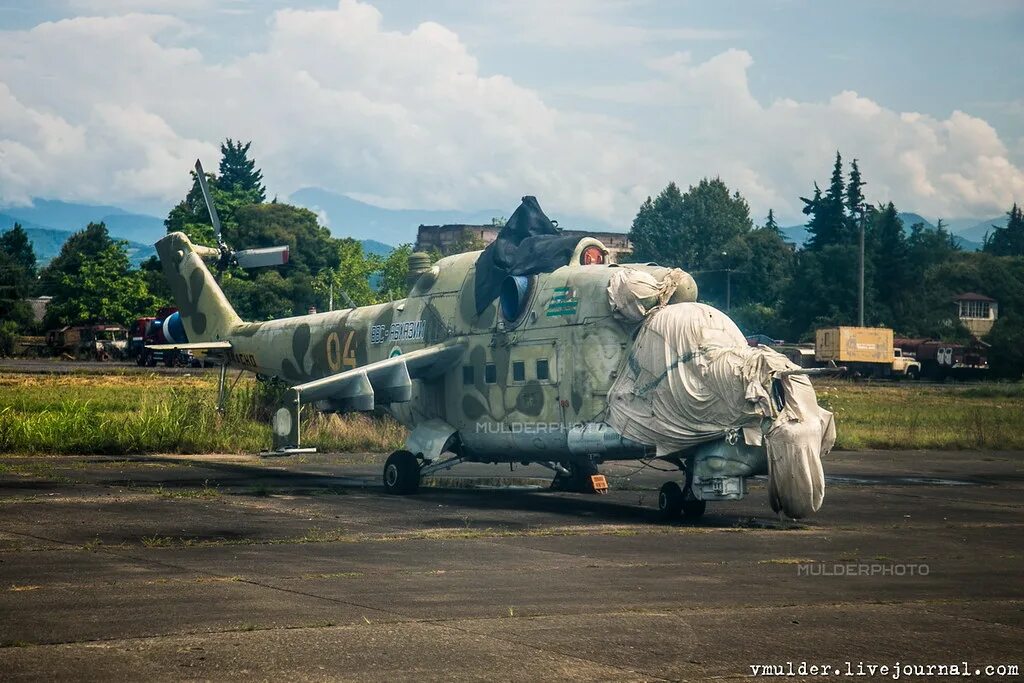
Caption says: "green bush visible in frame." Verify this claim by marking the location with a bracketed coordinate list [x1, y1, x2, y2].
[0, 321, 17, 357]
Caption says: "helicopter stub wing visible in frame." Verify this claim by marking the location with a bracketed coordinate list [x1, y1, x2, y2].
[292, 343, 465, 412]
[146, 341, 233, 351]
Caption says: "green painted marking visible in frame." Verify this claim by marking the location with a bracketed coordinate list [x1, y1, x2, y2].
[547, 285, 578, 317]
[545, 300, 578, 317]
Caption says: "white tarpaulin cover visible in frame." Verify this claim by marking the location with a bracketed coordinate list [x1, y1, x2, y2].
[607, 267, 697, 321]
[606, 302, 835, 518]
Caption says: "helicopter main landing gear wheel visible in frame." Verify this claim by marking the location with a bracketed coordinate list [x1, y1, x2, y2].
[383, 450, 420, 495]
[658, 481, 683, 520]
[658, 481, 707, 521]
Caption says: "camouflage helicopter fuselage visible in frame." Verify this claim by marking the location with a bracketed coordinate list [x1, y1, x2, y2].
[156, 226, 836, 518]
[156, 231, 693, 465]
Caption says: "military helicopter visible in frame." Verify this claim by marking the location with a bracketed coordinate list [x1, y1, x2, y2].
[151, 163, 836, 520]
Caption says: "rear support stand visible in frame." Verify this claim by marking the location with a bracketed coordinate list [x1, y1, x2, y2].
[216, 365, 246, 414]
[262, 388, 317, 457]
[216, 362, 228, 413]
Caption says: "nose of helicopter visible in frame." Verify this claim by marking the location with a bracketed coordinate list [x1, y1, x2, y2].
[605, 300, 835, 517]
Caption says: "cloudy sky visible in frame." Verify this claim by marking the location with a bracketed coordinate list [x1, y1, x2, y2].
[1, 0, 1022, 227]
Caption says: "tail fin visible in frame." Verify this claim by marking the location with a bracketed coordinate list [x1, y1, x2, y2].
[155, 232, 242, 342]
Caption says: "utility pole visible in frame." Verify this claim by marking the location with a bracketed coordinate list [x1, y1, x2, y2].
[858, 209, 865, 327]
[721, 251, 732, 313]
[726, 269, 732, 312]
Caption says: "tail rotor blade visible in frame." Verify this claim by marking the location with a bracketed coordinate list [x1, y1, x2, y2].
[234, 245, 290, 269]
[194, 159, 223, 244]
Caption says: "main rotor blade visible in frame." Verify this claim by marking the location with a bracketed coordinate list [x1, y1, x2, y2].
[235, 245, 290, 269]
[194, 159, 223, 244]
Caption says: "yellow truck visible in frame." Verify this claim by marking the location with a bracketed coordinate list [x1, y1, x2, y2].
[815, 326, 920, 379]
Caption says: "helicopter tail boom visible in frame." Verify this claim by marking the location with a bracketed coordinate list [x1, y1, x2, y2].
[155, 231, 243, 344]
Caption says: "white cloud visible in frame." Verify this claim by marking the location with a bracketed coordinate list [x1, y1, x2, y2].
[0, 0, 1021, 229]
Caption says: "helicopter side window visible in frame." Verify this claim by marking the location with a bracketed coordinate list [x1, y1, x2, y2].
[462, 366, 474, 386]
[512, 361, 525, 382]
[536, 359, 549, 381]
[484, 363, 497, 384]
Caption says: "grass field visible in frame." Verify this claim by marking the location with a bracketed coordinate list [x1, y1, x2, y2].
[1, 371, 1022, 454]
[0, 372, 405, 455]
[816, 381, 1024, 450]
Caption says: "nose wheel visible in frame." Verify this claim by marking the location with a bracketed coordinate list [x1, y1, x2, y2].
[658, 481, 706, 521]
[383, 450, 420, 495]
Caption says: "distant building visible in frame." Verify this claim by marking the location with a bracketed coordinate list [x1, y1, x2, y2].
[415, 224, 502, 255]
[954, 292, 998, 337]
[414, 224, 633, 263]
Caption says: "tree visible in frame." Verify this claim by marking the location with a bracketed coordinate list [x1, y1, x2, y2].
[219, 139, 266, 202]
[0, 224, 37, 278]
[717, 226, 795, 337]
[223, 270, 297, 321]
[164, 169, 219, 246]
[763, 209, 780, 235]
[870, 203, 910, 326]
[161, 138, 368, 318]
[987, 313, 1024, 379]
[846, 158, 865, 220]
[165, 138, 267, 246]
[781, 243, 868, 340]
[139, 255, 173, 309]
[334, 239, 381, 307]
[378, 244, 412, 301]
[40, 223, 155, 327]
[628, 178, 752, 271]
[230, 203, 338, 276]
[905, 251, 1024, 343]
[983, 204, 1024, 257]
[735, 227, 794, 304]
[626, 192, 675, 266]
[802, 152, 851, 250]
[0, 224, 38, 328]
[890, 218, 961, 335]
[783, 153, 875, 337]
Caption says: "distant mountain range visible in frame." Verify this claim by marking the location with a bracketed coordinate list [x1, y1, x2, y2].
[0, 211, 157, 265]
[3, 195, 1011, 266]
[288, 187, 615, 245]
[289, 188, 504, 246]
[0, 196, 409, 265]
[1, 199, 167, 245]
[780, 212, 1007, 252]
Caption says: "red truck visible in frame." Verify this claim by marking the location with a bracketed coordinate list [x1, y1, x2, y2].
[894, 338, 990, 380]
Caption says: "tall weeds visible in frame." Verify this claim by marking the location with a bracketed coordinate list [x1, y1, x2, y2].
[0, 373, 404, 455]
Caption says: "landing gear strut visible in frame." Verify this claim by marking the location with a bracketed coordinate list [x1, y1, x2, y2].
[383, 450, 420, 495]
[549, 459, 608, 494]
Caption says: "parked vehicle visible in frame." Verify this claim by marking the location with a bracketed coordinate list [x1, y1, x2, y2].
[815, 326, 920, 379]
[895, 338, 990, 380]
[132, 307, 197, 367]
[44, 325, 129, 361]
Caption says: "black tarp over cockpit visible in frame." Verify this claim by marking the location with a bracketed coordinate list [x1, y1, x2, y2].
[473, 196, 585, 315]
